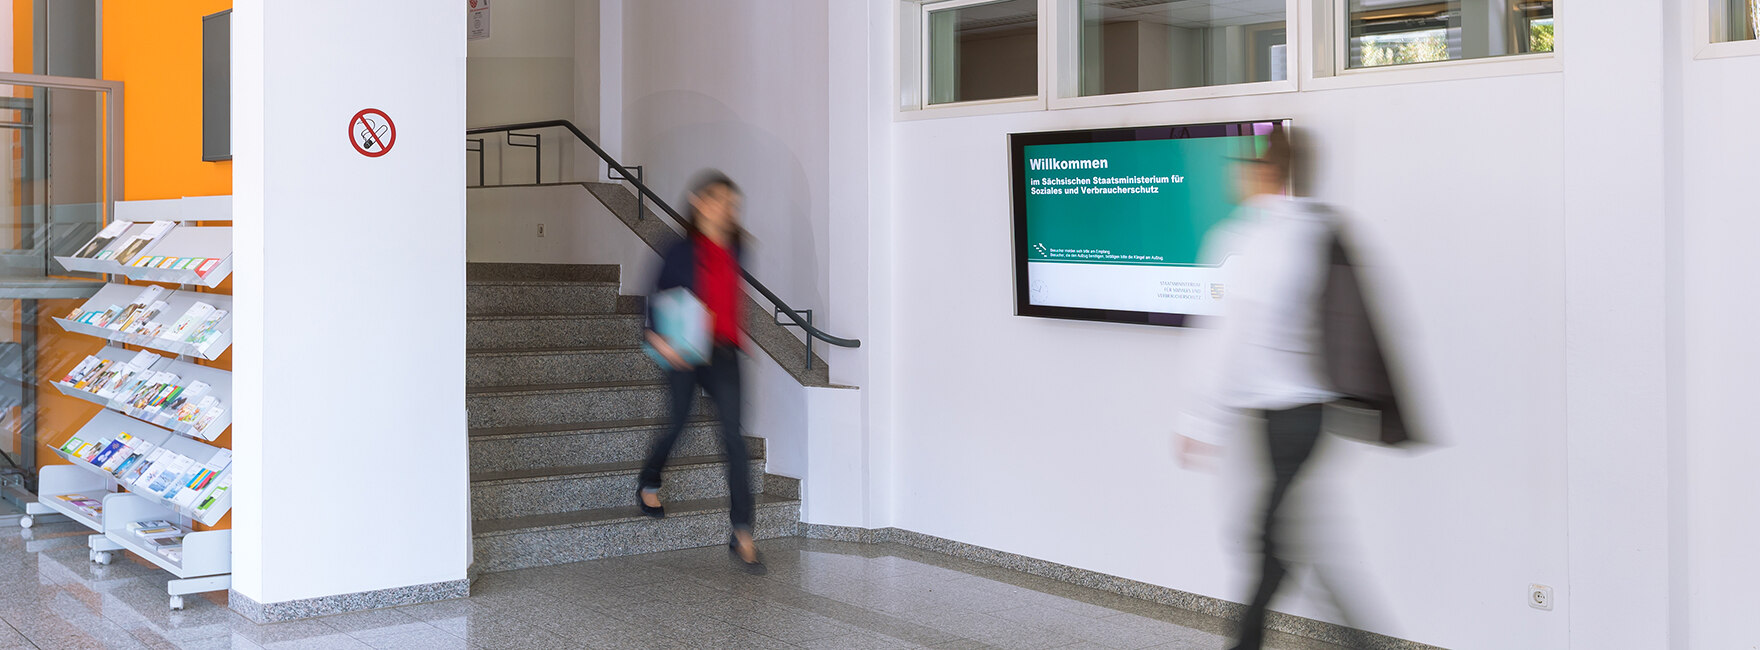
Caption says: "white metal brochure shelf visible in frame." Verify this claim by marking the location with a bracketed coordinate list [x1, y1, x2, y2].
[53, 283, 233, 360]
[32, 464, 111, 534]
[52, 345, 234, 441]
[102, 493, 232, 609]
[55, 225, 234, 288]
[44, 409, 234, 526]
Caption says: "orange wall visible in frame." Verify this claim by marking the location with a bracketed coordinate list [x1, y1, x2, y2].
[102, 0, 232, 200]
[29, 4, 235, 533]
[101, 1, 234, 530]
[12, 0, 30, 74]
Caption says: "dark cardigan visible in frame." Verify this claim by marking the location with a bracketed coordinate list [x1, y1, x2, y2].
[646, 235, 743, 334]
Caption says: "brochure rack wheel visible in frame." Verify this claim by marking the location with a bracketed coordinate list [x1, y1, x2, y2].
[17, 515, 30, 529]
[169, 595, 184, 611]
[93, 550, 114, 565]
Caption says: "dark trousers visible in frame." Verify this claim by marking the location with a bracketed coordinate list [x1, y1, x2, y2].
[1234, 403, 1326, 650]
[638, 345, 753, 530]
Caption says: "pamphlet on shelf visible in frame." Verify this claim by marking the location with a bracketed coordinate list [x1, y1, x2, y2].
[134, 526, 183, 540]
[55, 494, 103, 518]
[110, 439, 155, 479]
[165, 302, 215, 341]
[123, 448, 168, 486]
[193, 474, 230, 525]
[177, 396, 216, 425]
[107, 221, 176, 264]
[164, 380, 208, 413]
[185, 310, 228, 353]
[128, 519, 176, 532]
[76, 438, 109, 463]
[191, 406, 227, 438]
[98, 433, 141, 472]
[74, 221, 131, 259]
[194, 259, 220, 278]
[144, 455, 193, 498]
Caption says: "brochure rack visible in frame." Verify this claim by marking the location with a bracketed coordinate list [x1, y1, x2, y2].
[53, 283, 234, 360]
[53, 195, 235, 287]
[30, 195, 234, 610]
[28, 464, 123, 567]
[54, 226, 233, 288]
[103, 493, 232, 610]
[52, 344, 234, 440]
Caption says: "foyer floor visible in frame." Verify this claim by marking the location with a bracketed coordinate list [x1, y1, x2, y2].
[2, 520, 1343, 649]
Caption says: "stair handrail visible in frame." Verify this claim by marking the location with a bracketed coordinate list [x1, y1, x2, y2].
[465, 120, 862, 351]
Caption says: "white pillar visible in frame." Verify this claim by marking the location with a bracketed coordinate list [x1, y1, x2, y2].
[231, 0, 470, 619]
[1561, 2, 1674, 647]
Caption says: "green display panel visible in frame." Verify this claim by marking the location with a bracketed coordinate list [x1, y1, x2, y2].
[1010, 121, 1287, 326]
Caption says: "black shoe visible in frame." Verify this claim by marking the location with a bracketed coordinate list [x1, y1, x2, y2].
[729, 533, 766, 574]
[637, 487, 664, 518]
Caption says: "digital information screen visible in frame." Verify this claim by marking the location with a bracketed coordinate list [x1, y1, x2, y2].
[1010, 120, 1286, 326]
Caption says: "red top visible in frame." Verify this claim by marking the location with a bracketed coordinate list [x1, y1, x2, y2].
[695, 234, 742, 347]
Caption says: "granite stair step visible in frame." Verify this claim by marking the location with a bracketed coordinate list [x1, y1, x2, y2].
[470, 453, 765, 520]
[467, 262, 620, 283]
[467, 280, 622, 316]
[471, 494, 800, 573]
[468, 416, 754, 473]
[467, 313, 644, 350]
[467, 346, 660, 388]
[465, 380, 712, 429]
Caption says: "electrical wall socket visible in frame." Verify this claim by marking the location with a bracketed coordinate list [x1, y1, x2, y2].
[537, 224, 546, 237]
[1528, 584, 1554, 610]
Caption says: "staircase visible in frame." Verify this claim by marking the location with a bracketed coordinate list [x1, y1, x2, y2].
[465, 262, 801, 574]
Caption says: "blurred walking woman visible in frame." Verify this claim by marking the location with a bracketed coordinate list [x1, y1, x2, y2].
[637, 172, 762, 570]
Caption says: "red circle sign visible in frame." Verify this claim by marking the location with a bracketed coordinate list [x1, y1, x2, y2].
[349, 108, 396, 157]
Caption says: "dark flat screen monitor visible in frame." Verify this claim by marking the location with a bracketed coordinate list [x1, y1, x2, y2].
[1010, 119, 1289, 327]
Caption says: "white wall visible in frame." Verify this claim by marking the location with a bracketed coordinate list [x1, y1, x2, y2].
[1679, 28, 1760, 650]
[887, 74, 1569, 650]
[232, 0, 469, 605]
[467, 0, 575, 128]
[621, 0, 832, 331]
[465, 185, 655, 294]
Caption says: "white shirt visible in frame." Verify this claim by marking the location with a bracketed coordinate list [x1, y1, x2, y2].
[1180, 194, 1341, 445]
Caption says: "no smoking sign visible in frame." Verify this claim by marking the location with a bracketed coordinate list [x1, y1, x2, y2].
[349, 108, 396, 158]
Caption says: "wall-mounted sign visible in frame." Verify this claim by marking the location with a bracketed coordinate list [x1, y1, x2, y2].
[349, 108, 396, 158]
[468, 0, 491, 41]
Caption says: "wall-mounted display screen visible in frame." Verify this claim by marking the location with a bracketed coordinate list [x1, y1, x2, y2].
[1010, 120, 1288, 326]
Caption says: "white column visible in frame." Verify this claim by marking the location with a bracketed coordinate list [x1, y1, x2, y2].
[1561, 2, 1674, 648]
[232, 0, 470, 611]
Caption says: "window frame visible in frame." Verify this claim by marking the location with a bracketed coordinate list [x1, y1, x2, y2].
[898, 0, 1050, 121]
[1044, 0, 1302, 111]
[1305, 0, 1560, 91]
[896, 0, 1571, 120]
[1696, 0, 1760, 59]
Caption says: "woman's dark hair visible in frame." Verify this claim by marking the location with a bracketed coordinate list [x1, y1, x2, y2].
[682, 170, 741, 238]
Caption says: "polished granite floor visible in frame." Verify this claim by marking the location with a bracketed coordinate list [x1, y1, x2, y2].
[2, 519, 1344, 649]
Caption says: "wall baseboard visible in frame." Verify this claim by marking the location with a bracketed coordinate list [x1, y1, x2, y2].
[228, 578, 470, 624]
[797, 523, 1443, 650]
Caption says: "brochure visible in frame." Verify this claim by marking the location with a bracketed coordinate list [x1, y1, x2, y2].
[73, 221, 131, 259]
[164, 302, 216, 341]
[185, 310, 228, 351]
[109, 221, 176, 265]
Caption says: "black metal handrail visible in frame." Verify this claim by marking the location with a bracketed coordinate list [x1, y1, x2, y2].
[465, 119, 862, 351]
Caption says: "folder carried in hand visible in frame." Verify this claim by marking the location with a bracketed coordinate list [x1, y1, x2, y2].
[642, 287, 711, 368]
